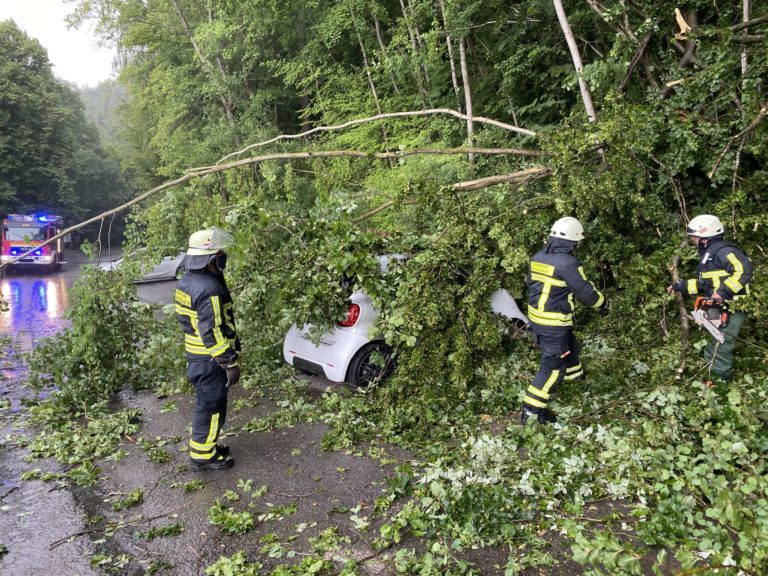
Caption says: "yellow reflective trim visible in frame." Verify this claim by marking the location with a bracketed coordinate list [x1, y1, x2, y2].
[687, 279, 698, 294]
[528, 316, 572, 327]
[592, 291, 605, 309]
[208, 342, 229, 357]
[724, 278, 743, 292]
[701, 270, 729, 279]
[190, 439, 214, 451]
[206, 413, 220, 446]
[566, 364, 582, 373]
[210, 295, 229, 355]
[527, 386, 550, 401]
[523, 396, 547, 409]
[531, 273, 567, 286]
[185, 343, 209, 354]
[528, 307, 572, 321]
[541, 370, 561, 396]
[578, 266, 588, 281]
[531, 261, 555, 275]
[190, 449, 216, 459]
[564, 370, 584, 381]
[175, 304, 198, 318]
[223, 302, 237, 332]
[725, 253, 744, 293]
[185, 333, 205, 345]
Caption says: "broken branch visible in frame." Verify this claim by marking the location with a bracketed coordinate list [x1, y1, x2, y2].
[217, 109, 537, 164]
[709, 101, 768, 179]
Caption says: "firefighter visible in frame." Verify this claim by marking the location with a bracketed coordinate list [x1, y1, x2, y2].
[667, 214, 752, 382]
[522, 217, 609, 425]
[175, 227, 241, 471]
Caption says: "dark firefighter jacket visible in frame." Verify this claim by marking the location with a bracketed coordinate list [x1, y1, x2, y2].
[677, 236, 752, 301]
[174, 269, 240, 363]
[526, 237, 605, 328]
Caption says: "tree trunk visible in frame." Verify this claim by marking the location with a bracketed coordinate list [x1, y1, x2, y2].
[458, 38, 474, 162]
[552, 0, 597, 122]
[373, 14, 400, 95]
[398, 0, 431, 102]
[169, 0, 238, 138]
[742, 0, 751, 77]
[350, 8, 392, 159]
[438, 0, 462, 111]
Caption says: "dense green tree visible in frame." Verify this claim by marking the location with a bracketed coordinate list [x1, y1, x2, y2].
[32, 2, 768, 572]
[0, 19, 131, 225]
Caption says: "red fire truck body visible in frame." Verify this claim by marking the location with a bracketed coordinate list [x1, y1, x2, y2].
[1, 214, 64, 272]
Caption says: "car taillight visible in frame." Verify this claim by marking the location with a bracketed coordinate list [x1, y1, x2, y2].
[337, 303, 360, 327]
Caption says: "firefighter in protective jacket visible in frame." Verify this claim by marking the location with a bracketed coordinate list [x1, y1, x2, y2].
[667, 214, 752, 381]
[175, 227, 241, 471]
[522, 217, 609, 424]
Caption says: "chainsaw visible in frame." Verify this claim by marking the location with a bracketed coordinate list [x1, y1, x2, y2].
[691, 297, 729, 344]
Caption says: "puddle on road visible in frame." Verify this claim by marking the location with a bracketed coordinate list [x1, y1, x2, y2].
[0, 262, 100, 576]
[0, 273, 72, 408]
[0, 274, 71, 338]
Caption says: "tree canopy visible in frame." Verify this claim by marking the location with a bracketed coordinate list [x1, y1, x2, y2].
[21, 1, 768, 573]
[0, 19, 130, 223]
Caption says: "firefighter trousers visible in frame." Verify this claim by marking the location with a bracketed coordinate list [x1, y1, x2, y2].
[187, 359, 229, 462]
[523, 327, 583, 413]
[704, 310, 746, 382]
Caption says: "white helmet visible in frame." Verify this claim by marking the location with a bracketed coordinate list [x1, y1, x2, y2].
[550, 217, 584, 242]
[686, 214, 724, 238]
[187, 226, 233, 256]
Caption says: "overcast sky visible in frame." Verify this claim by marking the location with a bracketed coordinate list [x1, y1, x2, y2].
[0, 0, 115, 87]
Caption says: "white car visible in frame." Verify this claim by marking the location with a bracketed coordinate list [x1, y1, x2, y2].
[98, 251, 186, 283]
[283, 257, 529, 387]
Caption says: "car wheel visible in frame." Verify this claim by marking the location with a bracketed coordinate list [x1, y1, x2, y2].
[346, 341, 395, 388]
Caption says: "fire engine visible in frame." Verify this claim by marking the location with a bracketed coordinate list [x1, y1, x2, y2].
[1, 214, 65, 272]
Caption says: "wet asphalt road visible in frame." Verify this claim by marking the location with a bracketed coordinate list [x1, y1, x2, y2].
[0, 250, 412, 576]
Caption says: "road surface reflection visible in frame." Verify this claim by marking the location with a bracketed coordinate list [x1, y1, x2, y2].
[0, 275, 71, 344]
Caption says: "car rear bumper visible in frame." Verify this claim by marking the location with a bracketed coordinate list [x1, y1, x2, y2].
[283, 325, 371, 382]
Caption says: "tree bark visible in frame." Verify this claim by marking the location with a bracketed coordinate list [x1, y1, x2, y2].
[458, 38, 474, 161]
[218, 108, 537, 163]
[669, 239, 691, 378]
[741, 0, 751, 77]
[438, 0, 462, 111]
[552, 0, 597, 122]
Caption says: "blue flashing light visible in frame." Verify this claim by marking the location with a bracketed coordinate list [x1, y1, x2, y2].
[5, 213, 61, 224]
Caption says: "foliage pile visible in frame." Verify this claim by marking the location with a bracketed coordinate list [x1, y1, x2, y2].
[19, 0, 768, 573]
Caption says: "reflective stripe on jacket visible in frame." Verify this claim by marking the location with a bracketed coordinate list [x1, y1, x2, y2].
[175, 269, 240, 362]
[679, 237, 752, 300]
[526, 237, 604, 328]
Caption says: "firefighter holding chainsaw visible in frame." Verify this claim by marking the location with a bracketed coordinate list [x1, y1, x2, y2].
[521, 217, 609, 425]
[667, 214, 753, 382]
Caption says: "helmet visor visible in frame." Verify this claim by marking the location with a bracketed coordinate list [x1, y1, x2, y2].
[187, 226, 234, 255]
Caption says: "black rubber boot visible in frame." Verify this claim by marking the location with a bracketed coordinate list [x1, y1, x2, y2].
[540, 408, 558, 424]
[216, 444, 230, 457]
[520, 407, 556, 425]
[191, 454, 234, 471]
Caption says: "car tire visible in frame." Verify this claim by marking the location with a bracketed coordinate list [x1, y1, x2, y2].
[346, 341, 395, 388]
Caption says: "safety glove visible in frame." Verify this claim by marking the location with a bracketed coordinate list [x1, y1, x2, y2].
[599, 297, 611, 316]
[215, 355, 241, 387]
